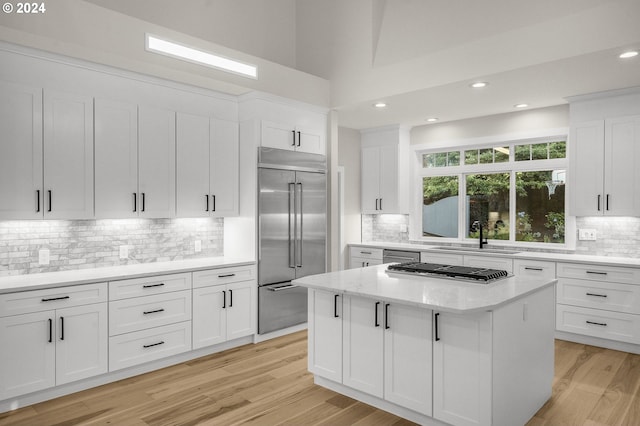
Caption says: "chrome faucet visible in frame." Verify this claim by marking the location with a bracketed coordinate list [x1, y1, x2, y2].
[479, 222, 488, 249]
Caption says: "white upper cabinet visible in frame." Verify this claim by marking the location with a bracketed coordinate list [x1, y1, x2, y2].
[261, 120, 324, 155]
[95, 100, 177, 219]
[43, 91, 94, 219]
[570, 116, 640, 216]
[176, 113, 239, 218]
[0, 81, 43, 220]
[360, 126, 410, 214]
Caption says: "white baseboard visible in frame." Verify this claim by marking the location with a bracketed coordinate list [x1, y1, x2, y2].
[555, 331, 640, 354]
[253, 322, 307, 343]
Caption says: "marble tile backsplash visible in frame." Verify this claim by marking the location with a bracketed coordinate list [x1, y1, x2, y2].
[0, 218, 224, 276]
[363, 214, 640, 258]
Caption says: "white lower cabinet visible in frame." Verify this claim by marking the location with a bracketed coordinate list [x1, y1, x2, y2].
[0, 299, 108, 400]
[192, 266, 256, 349]
[308, 290, 342, 383]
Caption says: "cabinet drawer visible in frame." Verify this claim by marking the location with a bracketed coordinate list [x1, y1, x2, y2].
[109, 290, 192, 336]
[557, 262, 640, 284]
[109, 321, 192, 371]
[513, 259, 556, 279]
[193, 265, 256, 289]
[557, 278, 640, 315]
[349, 247, 383, 260]
[421, 252, 464, 265]
[350, 256, 383, 269]
[464, 255, 513, 274]
[0, 283, 107, 317]
[109, 273, 192, 300]
[556, 304, 640, 344]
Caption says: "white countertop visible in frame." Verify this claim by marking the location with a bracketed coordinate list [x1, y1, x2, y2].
[0, 257, 255, 294]
[351, 242, 640, 268]
[293, 264, 556, 314]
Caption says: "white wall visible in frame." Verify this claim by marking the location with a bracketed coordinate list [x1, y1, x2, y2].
[338, 127, 362, 264]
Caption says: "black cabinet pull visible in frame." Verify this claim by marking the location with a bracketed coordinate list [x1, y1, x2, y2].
[41, 296, 70, 302]
[133, 192, 137, 212]
[48, 318, 52, 343]
[375, 198, 379, 211]
[212, 195, 216, 212]
[434, 312, 440, 341]
[291, 130, 296, 146]
[586, 320, 607, 327]
[374, 301, 380, 327]
[334, 294, 339, 318]
[36, 190, 40, 213]
[586, 271, 608, 276]
[60, 317, 64, 341]
[297, 131, 301, 147]
[524, 267, 543, 271]
[384, 303, 390, 329]
[141, 193, 145, 212]
[360, 251, 372, 255]
[218, 273, 236, 278]
[597, 194, 601, 211]
[205, 194, 209, 211]
[143, 308, 165, 315]
[229, 289, 233, 307]
[586, 292, 608, 298]
[379, 198, 382, 210]
[143, 341, 165, 349]
[222, 290, 226, 309]
[143, 283, 165, 289]
[48, 190, 52, 212]
[606, 194, 610, 211]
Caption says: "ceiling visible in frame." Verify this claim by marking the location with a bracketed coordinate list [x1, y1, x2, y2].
[85, 0, 640, 130]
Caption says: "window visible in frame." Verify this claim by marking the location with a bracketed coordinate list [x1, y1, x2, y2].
[416, 137, 568, 246]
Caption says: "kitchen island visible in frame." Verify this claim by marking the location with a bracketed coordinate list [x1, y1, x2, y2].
[293, 264, 557, 426]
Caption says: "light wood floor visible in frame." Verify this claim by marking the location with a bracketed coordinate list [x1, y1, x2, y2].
[0, 331, 638, 425]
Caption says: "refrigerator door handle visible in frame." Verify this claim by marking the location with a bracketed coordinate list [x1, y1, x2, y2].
[296, 182, 303, 267]
[288, 182, 296, 268]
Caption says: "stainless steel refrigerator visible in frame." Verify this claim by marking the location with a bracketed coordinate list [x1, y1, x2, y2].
[258, 147, 327, 334]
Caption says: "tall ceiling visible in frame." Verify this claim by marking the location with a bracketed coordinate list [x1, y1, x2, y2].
[85, 0, 640, 129]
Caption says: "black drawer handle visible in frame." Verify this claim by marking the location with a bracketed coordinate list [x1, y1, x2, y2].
[218, 273, 236, 278]
[41, 296, 70, 302]
[434, 312, 440, 341]
[360, 251, 372, 255]
[143, 283, 165, 289]
[374, 301, 380, 327]
[524, 267, 543, 271]
[143, 341, 165, 349]
[586, 271, 608, 276]
[143, 308, 165, 315]
[586, 320, 607, 327]
[586, 293, 608, 298]
[334, 294, 339, 318]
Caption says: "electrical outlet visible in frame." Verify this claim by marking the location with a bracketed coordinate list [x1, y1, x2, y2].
[195, 240, 202, 253]
[38, 249, 50, 265]
[119, 245, 129, 259]
[578, 229, 597, 241]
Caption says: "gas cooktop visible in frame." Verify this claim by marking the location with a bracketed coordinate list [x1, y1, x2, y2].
[386, 262, 509, 284]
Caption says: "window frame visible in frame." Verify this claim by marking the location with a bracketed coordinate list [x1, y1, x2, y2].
[412, 132, 575, 249]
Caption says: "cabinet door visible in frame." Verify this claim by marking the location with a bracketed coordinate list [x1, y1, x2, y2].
[604, 116, 640, 216]
[210, 118, 239, 217]
[95, 99, 138, 218]
[297, 127, 323, 155]
[342, 295, 383, 397]
[43, 90, 94, 219]
[361, 146, 380, 214]
[308, 290, 342, 382]
[0, 311, 55, 399]
[433, 311, 492, 426]
[192, 286, 226, 348]
[569, 120, 605, 216]
[55, 303, 108, 385]
[225, 280, 256, 340]
[138, 106, 176, 218]
[378, 144, 399, 213]
[0, 81, 43, 219]
[176, 112, 211, 217]
[261, 120, 295, 151]
[384, 303, 432, 416]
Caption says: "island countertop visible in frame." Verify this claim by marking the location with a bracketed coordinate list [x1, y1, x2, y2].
[293, 264, 556, 314]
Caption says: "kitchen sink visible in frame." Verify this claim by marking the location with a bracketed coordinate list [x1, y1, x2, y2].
[432, 246, 521, 255]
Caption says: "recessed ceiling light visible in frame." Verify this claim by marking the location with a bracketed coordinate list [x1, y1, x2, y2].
[470, 82, 488, 88]
[426, 117, 438, 122]
[619, 50, 639, 59]
[374, 102, 387, 108]
[145, 34, 257, 79]
[514, 103, 529, 108]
